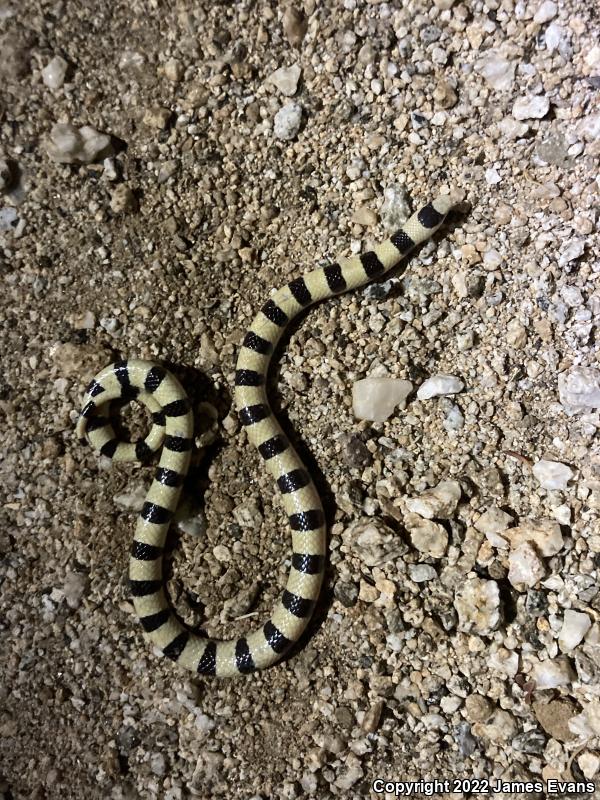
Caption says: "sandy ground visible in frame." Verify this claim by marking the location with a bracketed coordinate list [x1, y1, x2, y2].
[1, 1, 599, 798]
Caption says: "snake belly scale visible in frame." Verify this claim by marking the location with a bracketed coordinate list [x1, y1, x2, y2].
[77, 193, 456, 677]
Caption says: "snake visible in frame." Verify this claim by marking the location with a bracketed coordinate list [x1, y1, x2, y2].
[76, 192, 456, 677]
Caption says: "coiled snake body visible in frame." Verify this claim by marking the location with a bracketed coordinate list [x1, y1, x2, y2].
[77, 193, 456, 677]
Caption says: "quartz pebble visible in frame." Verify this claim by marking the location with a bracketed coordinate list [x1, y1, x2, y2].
[41, 55, 68, 89]
[474, 53, 515, 91]
[46, 122, 113, 164]
[404, 480, 460, 519]
[578, 753, 600, 780]
[409, 563, 437, 582]
[474, 506, 513, 548]
[267, 64, 301, 96]
[532, 657, 574, 688]
[508, 542, 545, 589]
[533, 1, 557, 23]
[455, 577, 501, 635]
[558, 610, 592, 652]
[532, 459, 574, 490]
[505, 519, 564, 557]
[417, 375, 464, 400]
[558, 366, 600, 412]
[512, 96, 550, 120]
[406, 514, 448, 558]
[273, 103, 303, 140]
[352, 377, 412, 422]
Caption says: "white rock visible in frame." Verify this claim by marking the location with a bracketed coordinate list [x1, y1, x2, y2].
[544, 23, 566, 53]
[474, 52, 515, 91]
[561, 285, 584, 307]
[405, 480, 461, 519]
[352, 377, 413, 422]
[488, 647, 519, 676]
[532, 459, 574, 490]
[559, 610, 592, 652]
[578, 752, 600, 779]
[533, 1, 557, 23]
[558, 367, 600, 412]
[531, 657, 574, 689]
[417, 374, 464, 400]
[505, 518, 564, 557]
[552, 504, 571, 525]
[558, 238, 586, 266]
[0, 206, 18, 231]
[585, 46, 600, 69]
[485, 167, 501, 185]
[577, 112, 600, 142]
[103, 157, 118, 180]
[273, 103, 303, 140]
[498, 117, 529, 139]
[41, 55, 68, 89]
[474, 506, 513, 548]
[46, 122, 113, 164]
[443, 404, 464, 431]
[513, 95, 550, 120]
[406, 514, 448, 558]
[455, 577, 501, 635]
[409, 563, 437, 582]
[508, 542, 546, 589]
[267, 64, 301, 96]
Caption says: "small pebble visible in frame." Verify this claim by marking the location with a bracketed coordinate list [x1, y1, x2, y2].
[110, 184, 137, 214]
[531, 657, 574, 688]
[41, 55, 68, 89]
[505, 518, 564, 557]
[474, 53, 516, 91]
[408, 563, 437, 582]
[406, 514, 448, 558]
[443, 404, 464, 431]
[512, 95, 550, 120]
[533, 1, 557, 23]
[46, 122, 113, 164]
[455, 577, 502, 635]
[417, 375, 464, 400]
[559, 610, 592, 652]
[404, 480, 461, 520]
[267, 63, 301, 96]
[273, 102, 303, 140]
[508, 542, 546, 589]
[352, 377, 413, 422]
[474, 506, 513, 548]
[143, 106, 172, 130]
[558, 366, 600, 412]
[532, 459, 574, 490]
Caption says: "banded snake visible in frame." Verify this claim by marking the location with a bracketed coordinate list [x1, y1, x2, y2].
[77, 192, 457, 677]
